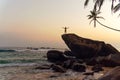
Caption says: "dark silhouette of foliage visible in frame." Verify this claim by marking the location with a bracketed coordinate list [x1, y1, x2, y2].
[88, 10, 120, 31]
[87, 10, 104, 27]
[84, 0, 120, 32]
[84, 0, 120, 13]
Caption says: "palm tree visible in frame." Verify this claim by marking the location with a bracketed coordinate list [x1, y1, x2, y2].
[84, 0, 120, 13]
[88, 10, 120, 31]
[88, 10, 103, 27]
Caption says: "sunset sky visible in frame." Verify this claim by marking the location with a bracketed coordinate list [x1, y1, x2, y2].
[0, 0, 120, 50]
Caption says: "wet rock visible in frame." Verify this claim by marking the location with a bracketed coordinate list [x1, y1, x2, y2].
[62, 34, 119, 59]
[72, 63, 86, 72]
[62, 58, 84, 69]
[49, 75, 59, 78]
[54, 61, 64, 66]
[83, 75, 95, 80]
[47, 50, 67, 63]
[98, 66, 120, 80]
[62, 59, 76, 69]
[35, 65, 51, 69]
[83, 72, 94, 75]
[51, 64, 66, 73]
[91, 64, 104, 72]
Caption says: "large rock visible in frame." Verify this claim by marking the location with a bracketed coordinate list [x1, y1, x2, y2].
[62, 34, 119, 59]
[98, 66, 120, 80]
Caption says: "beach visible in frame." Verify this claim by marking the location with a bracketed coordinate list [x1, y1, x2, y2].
[0, 48, 115, 80]
[0, 63, 113, 80]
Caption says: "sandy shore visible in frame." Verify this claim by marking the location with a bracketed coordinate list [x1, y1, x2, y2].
[0, 64, 113, 80]
[0, 65, 84, 80]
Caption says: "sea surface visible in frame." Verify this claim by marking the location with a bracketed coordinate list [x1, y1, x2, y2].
[0, 47, 65, 67]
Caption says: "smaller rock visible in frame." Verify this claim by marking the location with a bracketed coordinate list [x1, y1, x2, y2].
[83, 75, 95, 80]
[35, 64, 51, 69]
[83, 72, 94, 75]
[47, 50, 67, 63]
[72, 63, 86, 72]
[51, 64, 66, 73]
[62, 59, 84, 69]
[92, 64, 104, 72]
[49, 75, 59, 78]
[98, 66, 120, 80]
[62, 60, 72, 69]
[54, 61, 64, 66]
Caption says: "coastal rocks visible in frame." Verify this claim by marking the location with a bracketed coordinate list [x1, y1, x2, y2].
[91, 64, 104, 72]
[46, 50, 86, 72]
[47, 50, 67, 63]
[35, 64, 51, 69]
[62, 34, 119, 59]
[62, 58, 84, 69]
[44, 33, 120, 79]
[51, 64, 66, 73]
[72, 63, 86, 72]
[98, 66, 120, 80]
[62, 60, 74, 69]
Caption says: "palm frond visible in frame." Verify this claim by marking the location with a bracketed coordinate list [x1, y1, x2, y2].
[84, 0, 120, 12]
[113, 3, 120, 13]
[87, 10, 104, 27]
[111, 0, 115, 10]
[93, 0, 105, 11]
[98, 0, 105, 10]
[84, 0, 89, 6]
[96, 16, 105, 19]
[89, 19, 94, 24]
[87, 15, 93, 19]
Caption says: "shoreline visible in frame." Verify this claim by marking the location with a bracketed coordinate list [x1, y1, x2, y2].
[0, 63, 113, 80]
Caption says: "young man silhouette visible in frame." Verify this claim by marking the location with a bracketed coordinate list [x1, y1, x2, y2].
[63, 27, 69, 34]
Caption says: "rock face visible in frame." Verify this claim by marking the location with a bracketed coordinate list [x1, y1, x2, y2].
[64, 50, 74, 56]
[98, 66, 120, 80]
[99, 54, 120, 67]
[62, 34, 119, 59]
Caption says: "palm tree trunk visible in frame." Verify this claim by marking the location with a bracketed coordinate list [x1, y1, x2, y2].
[94, 20, 96, 27]
[96, 20, 120, 32]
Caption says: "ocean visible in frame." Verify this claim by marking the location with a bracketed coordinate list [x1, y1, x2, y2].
[0, 47, 63, 67]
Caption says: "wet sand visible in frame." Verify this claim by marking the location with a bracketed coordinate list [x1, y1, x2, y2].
[0, 65, 113, 80]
